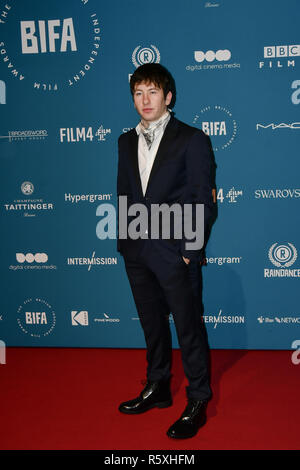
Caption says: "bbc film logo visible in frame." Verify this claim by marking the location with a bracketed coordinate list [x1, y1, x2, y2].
[0, 1, 101, 91]
[259, 45, 300, 69]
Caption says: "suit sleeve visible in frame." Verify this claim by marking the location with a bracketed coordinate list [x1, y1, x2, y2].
[180, 130, 214, 261]
[117, 135, 132, 252]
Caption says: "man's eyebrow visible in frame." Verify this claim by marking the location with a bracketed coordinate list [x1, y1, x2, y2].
[134, 86, 159, 92]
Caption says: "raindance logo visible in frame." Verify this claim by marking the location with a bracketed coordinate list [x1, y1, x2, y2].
[132, 45, 160, 68]
[0, 1, 101, 91]
[17, 298, 56, 337]
[193, 105, 237, 151]
[264, 243, 300, 278]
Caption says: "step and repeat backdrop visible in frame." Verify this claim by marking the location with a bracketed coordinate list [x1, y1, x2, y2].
[0, 0, 299, 350]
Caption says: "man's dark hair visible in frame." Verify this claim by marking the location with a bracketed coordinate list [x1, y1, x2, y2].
[130, 63, 176, 108]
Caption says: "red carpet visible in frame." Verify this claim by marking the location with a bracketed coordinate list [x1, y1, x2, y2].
[0, 348, 299, 450]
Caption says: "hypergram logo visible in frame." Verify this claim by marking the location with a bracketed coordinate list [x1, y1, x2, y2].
[0, 1, 101, 92]
[132, 45, 160, 68]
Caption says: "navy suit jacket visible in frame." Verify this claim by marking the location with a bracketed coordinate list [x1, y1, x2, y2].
[117, 114, 214, 261]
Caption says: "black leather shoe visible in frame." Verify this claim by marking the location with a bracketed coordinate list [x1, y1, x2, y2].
[119, 379, 172, 414]
[166, 399, 207, 439]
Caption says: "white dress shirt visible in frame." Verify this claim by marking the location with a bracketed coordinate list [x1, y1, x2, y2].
[136, 111, 171, 196]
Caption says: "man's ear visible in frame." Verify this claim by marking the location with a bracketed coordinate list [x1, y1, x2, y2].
[165, 91, 172, 106]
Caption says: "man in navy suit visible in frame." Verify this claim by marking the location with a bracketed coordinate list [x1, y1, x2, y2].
[117, 63, 214, 439]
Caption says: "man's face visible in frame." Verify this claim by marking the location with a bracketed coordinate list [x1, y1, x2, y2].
[133, 81, 172, 125]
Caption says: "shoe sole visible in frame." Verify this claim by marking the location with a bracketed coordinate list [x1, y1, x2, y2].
[119, 399, 172, 415]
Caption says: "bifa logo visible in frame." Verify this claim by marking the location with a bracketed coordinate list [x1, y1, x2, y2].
[291, 80, 300, 105]
[202, 121, 226, 136]
[71, 311, 89, 326]
[25, 312, 47, 324]
[0, 80, 6, 104]
[0, 340, 6, 365]
[20, 18, 77, 54]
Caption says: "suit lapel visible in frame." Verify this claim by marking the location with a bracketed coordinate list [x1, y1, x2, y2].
[145, 116, 179, 196]
[128, 129, 143, 197]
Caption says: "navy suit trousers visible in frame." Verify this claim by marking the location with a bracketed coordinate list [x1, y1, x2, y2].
[124, 239, 212, 401]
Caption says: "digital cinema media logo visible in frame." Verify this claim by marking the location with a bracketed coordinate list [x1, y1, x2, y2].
[0, 0, 101, 91]
[264, 243, 299, 278]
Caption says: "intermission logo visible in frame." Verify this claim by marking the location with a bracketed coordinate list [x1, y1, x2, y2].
[67, 252, 118, 271]
[3, 181, 54, 217]
[264, 242, 300, 278]
[291, 80, 300, 104]
[59, 125, 111, 143]
[193, 105, 237, 151]
[203, 309, 245, 329]
[0, 1, 101, 91]
[132, 45, 160, 68]
[187, 49, 240, 72]
[259, 45, 300, 69]
[17, 298, 56, 337]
